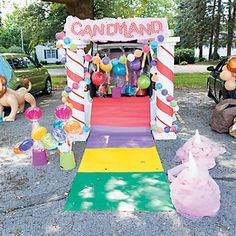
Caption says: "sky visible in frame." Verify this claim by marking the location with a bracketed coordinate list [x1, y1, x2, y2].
[0, 0, 38, 19]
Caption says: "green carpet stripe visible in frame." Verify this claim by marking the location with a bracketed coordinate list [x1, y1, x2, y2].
[65, 172, 175, 212]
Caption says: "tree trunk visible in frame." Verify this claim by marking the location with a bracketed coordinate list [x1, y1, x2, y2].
[208, 0, 217, 60]
[42, 0, 94, 19]
[227, 1, 236, 56]
[213, 0, 222, 60]
[199, 44, 203, 58]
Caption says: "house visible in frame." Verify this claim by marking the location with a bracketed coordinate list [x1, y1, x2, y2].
[35, 45, 63, 64]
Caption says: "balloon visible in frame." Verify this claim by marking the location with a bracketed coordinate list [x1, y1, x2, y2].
[119, 55, 127, 64]
[19, 139, 34, 151]
[113, 63, 126, 76]
[63, 37, 71, 45]
[134, 49, 142, 58]
[55, 31, 65, 40]
[151, 60, 157, 66]
[53, 119, 64, 129]
[157, 127, 163, 133]
[56, 42, 63, 49]
[51, 127, 67, 143]
[167, 95, 174, 102]
[84, 72, 90, 78]
[64, 86, 72, 94]
[92, 72, 105, 85]
[24, 107, 42, 122]
[151, 74, 158, 82]
[100, 63, 112, 72]
[92, 55, 101, 64]
[170, 126, 177, 133]
[227, 56, 236, 73]
[64, 120, 81, 134]
[127, 54, 135, 62]
[13, 143, 23, 154]
[41, 133, 58, 150]
[84, 78, 91, 85]
[220, 70, 233, 81]
[137, 75, 151, 89]
[72, 83, 79, 89]
[157, 35, 165, 42]
[83, 125, 90, 133]
[225, 79, 236, 91]
[102, 57, 110, 65]
[128, 59, 141, 71]
[55, 104, 72, 121]
[143, 45, 150, 53]
[70, 43, 77, 51]
[164, 127, 170, 133]
[32, 126, 47, 141]
[156, 83, 162, 90]
[85, 54, 92, 62]
[170, 100, 178, 107]
[62, 91, 69, 98]
[84, 67, 88, 73]
[111, 58, 119, 66]
[152, 53, 157, 59]
[161, 89, 168, 96]
[150, 40, 158, 49]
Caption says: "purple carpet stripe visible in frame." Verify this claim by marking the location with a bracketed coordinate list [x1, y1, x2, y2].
[86, 126, 155, 148]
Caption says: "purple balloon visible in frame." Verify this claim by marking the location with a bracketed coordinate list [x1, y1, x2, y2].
[128, 59, 141, 71]
[64, 86, 73, 93]
[161, 89, 168, 96]
[84, 67, 88, 73]
[102, 57, 110, 65]
[151, 60, 157, 66]
[157, 35, 165, 43]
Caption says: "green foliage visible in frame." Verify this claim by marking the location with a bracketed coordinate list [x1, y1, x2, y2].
[180, 61, 188, 65]
[7, 45, 24, 53]
[0, 46, 7, 53]
[175, 48, 195, 64]
[0, 2, 67, 52]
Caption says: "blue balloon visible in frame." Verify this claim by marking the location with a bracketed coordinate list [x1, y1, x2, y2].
[52, 119, 64, 129]
[113, 63, 126, 76]
[51, 127, 67, 143]
[83, 125, 90, 133]
[156, 83, 163, 90]
[63, 37, 71, 45]
[19, 139, 34, 151]
[84, 78, 91, 85]
[111, 58, 119, 66]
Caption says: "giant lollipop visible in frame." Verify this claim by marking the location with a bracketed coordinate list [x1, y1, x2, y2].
[141, 45, 150, 69]
[55, 104, 72, 122]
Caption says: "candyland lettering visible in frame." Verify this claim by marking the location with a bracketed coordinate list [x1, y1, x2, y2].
[70, 19, 164, 40]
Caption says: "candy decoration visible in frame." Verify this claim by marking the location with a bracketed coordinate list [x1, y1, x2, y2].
[55, 31, 65, 40]
[19, 139, 34, 151]
[157, 35, 165, 43]
[137, 75, 150, 89]
[102, 57, 110, 65]
[134, 49, 143, 58]
[92, 72, 106, 85]
[151, 74, 158, 82]
[64, 86, 73, 93]
[166, 95, 174, 102]
[55, 104, 72, 121]
[66, 48, 85, 126]
[113, 63, 126, 76]
[32, 126, 47, 141]
[161, 89, 168, 96]
[64, 120, 81, 134]
[93, 55, 101, 72]
[13, 143, 23, 154]
[24, 107, 42, 122]
[156, 44, 175, 132]
[64, 37, 71, 45]
[127, 54, 135, 62]
[85, 54, 92, 62]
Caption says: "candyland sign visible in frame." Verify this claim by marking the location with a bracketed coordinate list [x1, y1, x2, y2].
[64, 16, 169, 42]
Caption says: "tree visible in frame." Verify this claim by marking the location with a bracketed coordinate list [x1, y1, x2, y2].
[42, 0, 93, 19]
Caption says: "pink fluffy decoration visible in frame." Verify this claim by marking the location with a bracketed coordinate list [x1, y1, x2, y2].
[175, 130, 226, 169]
[170, 152, 221, 219]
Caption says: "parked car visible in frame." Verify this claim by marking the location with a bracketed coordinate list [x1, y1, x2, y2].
[1, 53, 52, 94]
[207, 58, 236, 103]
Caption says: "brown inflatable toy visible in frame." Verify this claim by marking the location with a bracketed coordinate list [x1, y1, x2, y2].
[0, 75, 36, 121]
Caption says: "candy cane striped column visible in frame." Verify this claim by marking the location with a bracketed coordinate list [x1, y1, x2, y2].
[66, 48, 85, 126]
[155, 41, 177, 140]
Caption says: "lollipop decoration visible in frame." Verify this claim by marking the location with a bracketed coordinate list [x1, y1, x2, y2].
[141, 45, 150, 69]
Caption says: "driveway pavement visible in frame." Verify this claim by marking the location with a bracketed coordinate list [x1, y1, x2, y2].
[0, 90, 235, 236]
[48, 64, 212, 76]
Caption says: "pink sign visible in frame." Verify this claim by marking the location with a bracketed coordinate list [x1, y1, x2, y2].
[64, 16, 169, 42]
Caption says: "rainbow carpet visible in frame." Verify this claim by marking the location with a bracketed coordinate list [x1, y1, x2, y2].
[65, 97, 174, 212]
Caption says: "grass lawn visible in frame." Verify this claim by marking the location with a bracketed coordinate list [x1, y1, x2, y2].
[43, 64, 65, 69]
[174, 73, 208, 89]
[51, 75, 67, 88]
[51, 73, 209, 89]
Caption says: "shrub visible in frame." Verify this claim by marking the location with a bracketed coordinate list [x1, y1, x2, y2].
[7, 45, 24, 53]
[0, 46, 7, 53]
[55, 61, 61, 65]
[198, 57, 207, 62]
[175, 48, 195, 64]
[180, 61, 188, 65]
[40, 60, 48, 65]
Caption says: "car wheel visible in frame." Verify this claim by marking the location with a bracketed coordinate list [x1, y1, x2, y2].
[44, 78, 52, 95]
[207, 82, 213, 98]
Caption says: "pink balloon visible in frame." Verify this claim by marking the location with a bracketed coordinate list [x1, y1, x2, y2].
[55, 104, 72, 121]
[24, 107, 42, 122]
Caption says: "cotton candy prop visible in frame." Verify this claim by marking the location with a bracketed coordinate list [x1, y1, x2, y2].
[175, 130, 226, 169]
[169, 152, 221, 219]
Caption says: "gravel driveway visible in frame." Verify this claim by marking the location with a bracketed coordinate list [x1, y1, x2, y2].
[0, 89, 235, 236]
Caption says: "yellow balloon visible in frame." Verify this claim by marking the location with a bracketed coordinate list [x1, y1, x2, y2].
[32, 126, 47, 141]
[100, 63, 112, 72]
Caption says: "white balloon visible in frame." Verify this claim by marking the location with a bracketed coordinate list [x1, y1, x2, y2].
[127, 54, 135, 62]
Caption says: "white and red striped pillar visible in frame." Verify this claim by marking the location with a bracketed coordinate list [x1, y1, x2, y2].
[154, 37, 180, 140]
[66, 48, 86, 126]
